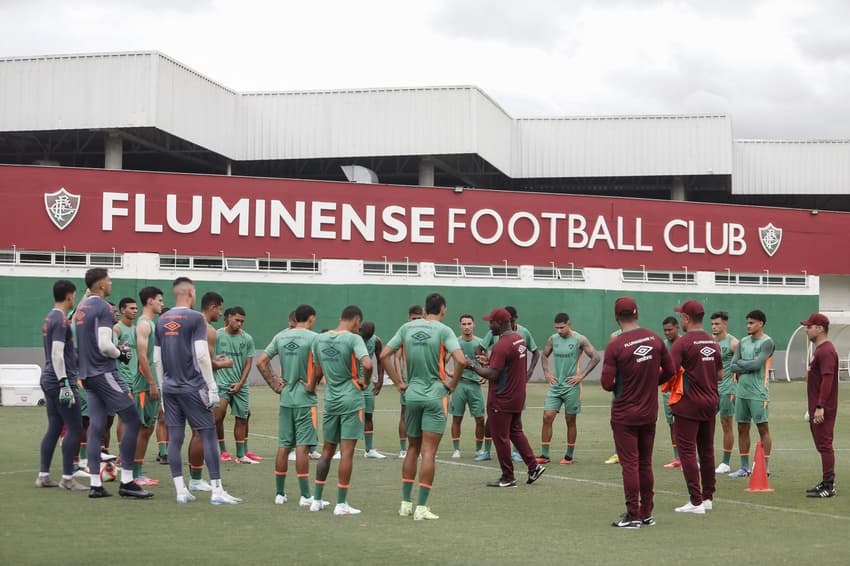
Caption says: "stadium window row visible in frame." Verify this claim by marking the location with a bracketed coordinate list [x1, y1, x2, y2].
[433, 263, 519, 279]
[622, 269, 695, 284]
[0, 249, 123, 268]
[159, 255, 320, 273]
[715, 272, 807, 287]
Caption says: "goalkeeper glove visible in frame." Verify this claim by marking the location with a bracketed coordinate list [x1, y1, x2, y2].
[58, 378, 75, 407]
[206, 388, 220, 410]
[118, 344, 133, 364]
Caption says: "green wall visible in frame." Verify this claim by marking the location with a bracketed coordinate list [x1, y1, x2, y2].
[1, 276, 817, 351]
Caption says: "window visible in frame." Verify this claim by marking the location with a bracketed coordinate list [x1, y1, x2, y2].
[434, 263, 520, 279]
[161, 255, 320, 273]
[363, 261, 419, 276]
[1, 250, 124, 267]
[434, 263, 462, 277]
[622, 269, 694, 284]
[715, 272, 808, 287]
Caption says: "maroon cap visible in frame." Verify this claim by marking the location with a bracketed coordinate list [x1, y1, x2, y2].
[483, 308, 511, 322]
[801, 313, 829, 327]
[614, 297, 638, 317]
[674, 299, 705, 319]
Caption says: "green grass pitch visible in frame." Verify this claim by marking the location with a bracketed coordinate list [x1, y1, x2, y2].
[1, 382, 847, 565]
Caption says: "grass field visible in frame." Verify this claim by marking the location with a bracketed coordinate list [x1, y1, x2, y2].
[2, 381, 848, 565]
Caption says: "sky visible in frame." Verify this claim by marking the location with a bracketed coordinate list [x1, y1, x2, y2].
[1, 0, 848, 140]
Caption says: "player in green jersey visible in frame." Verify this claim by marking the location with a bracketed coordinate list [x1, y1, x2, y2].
[131, 286, 164, 486]
[113, 297, 139, 453]
[381, 293, 465, 521]
[662, 317, 682, 469]
[394, 305, 423, 458]
[256, 304, 326, 507]
[213, 307, 256, 464]
[537, 313, 600, 465]
[710, 311, 739, 474]
[359, 321, 387, 459]
[450, 314, 486, 459]
[728, 310, 775, 478]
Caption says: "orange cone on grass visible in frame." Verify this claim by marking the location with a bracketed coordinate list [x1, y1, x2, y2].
[745, 441, 773, 492]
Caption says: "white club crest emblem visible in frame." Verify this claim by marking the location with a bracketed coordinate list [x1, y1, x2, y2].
[758, 223, 782, 257]
[44, 188, 80, 230]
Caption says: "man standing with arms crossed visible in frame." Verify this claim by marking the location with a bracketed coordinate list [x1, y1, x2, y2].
[537, 312, 600, 465]
[449, 314, 486, 459]
[711, 311, 739, 474]
[75, 268, 152, 499]
[214, 307, 256, 465]
[468, 308, 546, 489]
[601, 297, 674, 528]
[728, 310, 775, 478]
[131, 286, 164, 487]
[669, 300, 723, 514]
[380, 293, 464, 520]
[256, 304, 324, 507]
[801, 313, 839, 498]
[154, 277, 240, 504]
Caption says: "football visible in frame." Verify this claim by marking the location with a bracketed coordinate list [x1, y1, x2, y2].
[100, 461, 117, 482]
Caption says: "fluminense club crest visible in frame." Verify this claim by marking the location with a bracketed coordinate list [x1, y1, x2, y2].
[44, 187, 80, 230]
[758, 223, 783, 257]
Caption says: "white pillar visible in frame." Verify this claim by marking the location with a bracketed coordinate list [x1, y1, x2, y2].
[418, 157, 435, 187]
[671, 176, 686, 201]
[105, 133, 123, 170]
[225, 160, 232, 176]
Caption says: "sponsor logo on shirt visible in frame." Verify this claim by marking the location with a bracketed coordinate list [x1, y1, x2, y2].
[633, 345, 654, 362]
[700, 346, 717, 361]
[163, 321, 181, 336]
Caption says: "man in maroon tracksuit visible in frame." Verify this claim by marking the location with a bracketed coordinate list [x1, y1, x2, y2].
[669, 300, 723, 514]
[601, 297, 674, 528]
[801, 313, 839, 498]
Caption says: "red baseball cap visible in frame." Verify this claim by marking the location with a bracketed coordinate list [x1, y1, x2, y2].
[800, 313, 829, 327]
[674, 299, 705, 319]
[483, 308, 511, 322]
[614, 296, 638, 317]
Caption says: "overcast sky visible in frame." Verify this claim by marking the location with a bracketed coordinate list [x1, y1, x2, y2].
[1, 0, 848, 139]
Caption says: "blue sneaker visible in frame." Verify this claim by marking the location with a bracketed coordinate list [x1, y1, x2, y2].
[474, 451, 491, 462]
[728, 467, 751, 478]
[512, 451, 523, 462]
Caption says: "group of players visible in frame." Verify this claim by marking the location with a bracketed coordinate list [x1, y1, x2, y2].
[36, 269, 839, 525]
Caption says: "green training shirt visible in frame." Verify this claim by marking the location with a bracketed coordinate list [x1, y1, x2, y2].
[387, 319, 460, 403]
[115, 320, 138, 385]
[264, 328, 318, 408]
[215, 329, 256, 388]
[132, 317, 157, 394]
[549, 331, 583, 395]
[312, 330, 368, 415]
[457, 335, 484, 383]
[731, 334, 774, 401]
[716, 334, 737, 396]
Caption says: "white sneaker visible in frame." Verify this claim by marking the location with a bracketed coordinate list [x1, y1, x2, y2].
[675, 501, 706, 514]
[715, 463, 731, 474]
[211, 490, 242, 505]
[413, 505, 439, 520]
[100, 452, 117, 462]
[78, 458, 88, 469]
[333, 502, 361, 516]
[399, 500, 413, 516]
[274, 494, 287, 505]
[300, 495, 323, 508]
[188, 479, 212, 492]
[451, 449, 461, 459]
[365, 449, 386, 459]
[332, 451, 341, 460]
[72, 468, 89, 479]
[176, 491, 196, 503]
[288, 452, 296, 461]
[309, 450, 322, 460]
[398, 450, 407, 459]
[309, 498, 324, 512]
[703, 499, 713, 511]
[236, 456, 260, 464]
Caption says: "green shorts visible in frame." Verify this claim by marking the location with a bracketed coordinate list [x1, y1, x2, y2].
[405, 397, 447, 437]
[134, 391, 161, 428]
[662, 391, 674, 425]
[718, 392, 736, 418]
[449, 380, 485, 418]
[736, 398, 769, 424]
[219, 387, 249, 419]
[279, 406, 318, 448]
[76, 379, 88, 417]
[362, 390, 375, 414]
[323, 410, 364, 444]
[544, 384, 582, 414]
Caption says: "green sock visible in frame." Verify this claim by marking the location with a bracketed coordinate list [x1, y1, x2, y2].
[723, 450, 732, 465]
[244, 439, 249, 453]
[218, 439, 226, 452]
[741, 454, 750, 469]
[416, 484, 431, 506]
[484, 438, 491, 452]
[337, 485, 348, 505]
[475, 438, 483, 452]
[275, 473, 286, 496]
[158, 442, 168, 457]
[400, 438, 407, 451]
[133, 462, 142, 478]
[190, 466, 203, 481]
[236, 441, 246, 459]
[402, 480, 414, 502]
[566, 444, 575, 459]
[541, 443, 550, 458]
[673, 445, 679, 459]
[79, 443, 87, 461]
[298, 475, 311, 498]
[365, 431, 373, 451]
[314, 481, 325, 501]
[452, 438, 460, 451]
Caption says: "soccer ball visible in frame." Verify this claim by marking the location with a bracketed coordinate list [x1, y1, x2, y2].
[100, 461, 117, 482]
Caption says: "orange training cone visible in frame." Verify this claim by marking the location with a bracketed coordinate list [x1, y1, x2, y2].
[745, 441, 774, 492]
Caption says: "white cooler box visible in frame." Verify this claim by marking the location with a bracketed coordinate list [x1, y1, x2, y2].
[0, 364, 45, 406]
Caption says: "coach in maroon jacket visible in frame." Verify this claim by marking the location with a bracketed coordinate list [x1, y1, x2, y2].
[669, 300, 723, 515]
[601, 297, 674, 529]
[802, 313, 839, 498]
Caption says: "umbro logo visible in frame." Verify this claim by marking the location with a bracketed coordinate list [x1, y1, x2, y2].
[163, 321, 181, 332]
[411, 331, 430, 342]
[700, 347, 716, 357]
[284, 341, 299, 352]
[634, 345, 653, 357]
[322, 346, 339, 357]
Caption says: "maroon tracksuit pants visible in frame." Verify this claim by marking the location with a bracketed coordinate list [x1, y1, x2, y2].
[487, 407, 536, 482]
[810, 414, 836, 485]
[611, 421, 656, 519]
[674, 415, 716, 505]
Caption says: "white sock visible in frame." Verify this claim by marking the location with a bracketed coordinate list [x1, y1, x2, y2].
[39, 472, 49, 478]
[90, 474, 102, 487]
[62, 474, 72, 481]
[211, 479, 222, 491]
[173, 476, 187, 493]
[120, 468, 134, 484]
